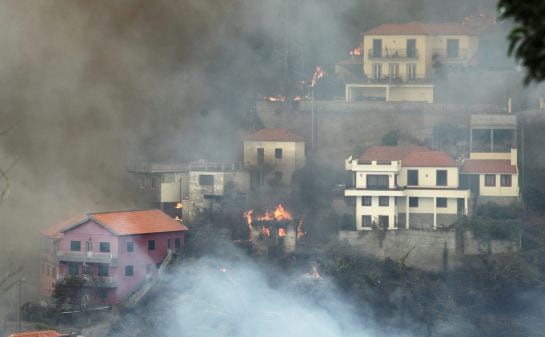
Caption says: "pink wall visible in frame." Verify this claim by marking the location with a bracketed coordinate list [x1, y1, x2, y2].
[60, 220, 118, 254]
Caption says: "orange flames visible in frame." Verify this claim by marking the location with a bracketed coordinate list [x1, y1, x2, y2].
[262, 226, 271, 237]
[349, 47, 362, 56]
[278, 228, 286, 237]
[175, 202, 183, 209]
[297, 220, 305, 240]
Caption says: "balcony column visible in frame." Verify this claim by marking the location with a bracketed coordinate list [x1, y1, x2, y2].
[385, 86, 390, 102]
[464, 196, 469, 216]
[405, 196, 410, 229]
[433, 197, 437, 230]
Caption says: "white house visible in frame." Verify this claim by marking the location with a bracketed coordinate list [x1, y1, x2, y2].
[345, 146, 470, 230]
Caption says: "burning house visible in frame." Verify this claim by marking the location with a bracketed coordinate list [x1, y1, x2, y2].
[243, 204, 304, 257]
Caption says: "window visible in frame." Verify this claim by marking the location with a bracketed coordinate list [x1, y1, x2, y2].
[274, 171, 282, 180]
[406, 39, 416, 58]
[175, 238, 181, 249]
[379, 196, 389, 206]
[275, 148, 282, 159]
[70, 241, 81, 252]
[167, 238, 172, 249]
[362, 215, 372, 227]
[436, 198, 447, 208]
[447, 39, 460, 58]
[407, 63, 417, 80]
[372, 63, 382, 80]
[98, 264, 109, 277]
[68, 263, 78, 276]
[148, 240, 155, 251]
[82, 264, 89, 275]
[139, 175, 144, 189]
[86, 241, 92, 252]
[407, 170, 418, 185]
[362, 196, 372, 206]
[372, 39, 382, 58]
[99, 242, 110, 253]
[501, 174, 512, 187]
[378, 216, 389, 227]
[125, 265, 134, 276]
[156, 263, 161, 269]
[389, 63, 399, 79]
[367, 175, 389, 189]
[151, 176, 157, 189]
[409, 197, 419, 208]
[127, 242, 134, 252]
[436, 170, 447, 186]
[257, 148, 264, 165]
[485, 174, 496, 187]
[199, 174, 214, 186]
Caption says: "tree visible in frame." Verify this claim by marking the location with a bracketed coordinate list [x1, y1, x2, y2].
[498, 1, 545, 84]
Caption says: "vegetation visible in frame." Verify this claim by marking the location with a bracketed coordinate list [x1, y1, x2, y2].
[498, 0, 545, 84]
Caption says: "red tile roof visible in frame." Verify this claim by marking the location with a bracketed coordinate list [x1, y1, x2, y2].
[8, 331, 62, 337]
[246, 128, 304, 142]
[364, 22, 473, 35]
[358, 146, 457, 167]
[461, 159, 517, 174]
[42, 210, 188, 237]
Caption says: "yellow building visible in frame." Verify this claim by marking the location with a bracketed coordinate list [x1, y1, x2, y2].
[346, 22, 479, 103]
[243, 128, 305, 189]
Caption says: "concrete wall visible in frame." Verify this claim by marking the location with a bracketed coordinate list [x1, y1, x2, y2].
[339, 228, 518, 271]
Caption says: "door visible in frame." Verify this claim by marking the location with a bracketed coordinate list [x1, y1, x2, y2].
[372, 39, 382, 58]
[406, 39, 416, 58]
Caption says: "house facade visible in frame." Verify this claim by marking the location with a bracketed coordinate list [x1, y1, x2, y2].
[461, 114, 519, 205]
[40, 210, 188, 305]
[128, 161, 249, 220]
[243, 128, 305, 190]
[345, 146, 470, 230]
[346, 22, 479, 103]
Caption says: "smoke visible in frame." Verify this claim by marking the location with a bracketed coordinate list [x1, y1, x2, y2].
[109, 253, 412, 337]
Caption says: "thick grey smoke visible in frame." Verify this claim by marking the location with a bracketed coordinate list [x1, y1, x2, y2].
[109, 254, 412, 337]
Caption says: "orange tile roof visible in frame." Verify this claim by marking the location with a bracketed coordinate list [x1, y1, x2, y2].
[358, 146, 457, 167]
[364, 22, 473, 36]
[8, 331, 62, 337]
[42, 210, 188, 237]
[461, 159, 517, 174]
[41, 213, 89, 237]
[246, 128, 304, 142]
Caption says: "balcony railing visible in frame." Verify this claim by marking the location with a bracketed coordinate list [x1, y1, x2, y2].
[56, 251, 118, 266]
[368, 49, 418, 60]
[365, 74, 431, 84]
[60, 275, 118, 288]
[432, 48, 468, 61]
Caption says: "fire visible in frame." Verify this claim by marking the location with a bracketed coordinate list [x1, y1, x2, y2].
[265, 95, 286, 102]
[278, 228, 286, 237]
[308, 263, 321, 280]
[297, 220, 305, 240]
[349, 47, 362, 56]
[244, 210, 254, 240]
[175, 202, 183, 209]
[174, 216, 182, 222]
[273, 204, 292, 221]
[310, 66, 324, 87]
[262, 226, 271, 237]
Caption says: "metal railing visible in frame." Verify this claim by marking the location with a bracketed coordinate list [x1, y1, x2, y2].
[56, 251, 118, 266]
[432, 48, 469, 61]
[368, 48, 418, 59]
[366, 74, 431, 84]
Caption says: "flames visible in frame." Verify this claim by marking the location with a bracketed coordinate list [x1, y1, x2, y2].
[243, 204, 305, 240]
[310, 66, 324, 88]
[349, 47, 362, 56]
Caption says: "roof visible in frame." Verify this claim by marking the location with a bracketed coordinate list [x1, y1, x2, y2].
[364, 22, 473, 36]
[358, 146, 457, 167]
[42, 210, 189, 237]
[8, 331, 62, 337]
[461, 159, 517, 174]
[245, 128, 305, 142]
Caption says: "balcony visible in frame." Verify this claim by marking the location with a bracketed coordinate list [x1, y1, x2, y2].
[56, 251, 118, 267]
[366, 74, 431, 84]
[59, 275, 118, 288]
[431, 49, 469, 62]
[368, 49, 418, 60]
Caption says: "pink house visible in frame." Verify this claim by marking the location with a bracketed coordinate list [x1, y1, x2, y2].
[40, 209, 188, 305]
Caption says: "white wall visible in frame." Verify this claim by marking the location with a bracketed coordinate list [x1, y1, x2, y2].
[479, 173, 519, 197]
[399, 167, 459, 188]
